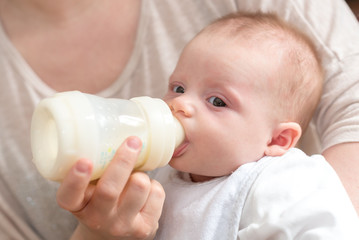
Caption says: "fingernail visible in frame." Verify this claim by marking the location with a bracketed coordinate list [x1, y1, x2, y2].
[75, 159, 91, 174]
[127, 137, 141, 150]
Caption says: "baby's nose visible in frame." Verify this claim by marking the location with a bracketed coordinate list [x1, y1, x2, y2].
[168, 97, 194, 118]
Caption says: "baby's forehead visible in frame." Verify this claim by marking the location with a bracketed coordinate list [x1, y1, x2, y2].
[194, 30, 287, 76]
[200, 22, 291, 51]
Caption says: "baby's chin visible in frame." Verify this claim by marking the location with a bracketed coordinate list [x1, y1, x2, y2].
[168, 159, 186, 172]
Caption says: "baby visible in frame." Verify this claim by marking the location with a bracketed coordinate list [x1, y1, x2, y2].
[152, 12, 359, 239]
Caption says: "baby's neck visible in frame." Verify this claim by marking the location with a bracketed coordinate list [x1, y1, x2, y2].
[190, 173, 218, 183]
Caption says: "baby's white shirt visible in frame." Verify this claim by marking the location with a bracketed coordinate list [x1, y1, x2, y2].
[152, 148, 359, 240]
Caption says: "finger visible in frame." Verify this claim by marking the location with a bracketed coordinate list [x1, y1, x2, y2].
[117, 172, 152, 218]
[140, 179, 165, 222]
[57, 158, 93, 212]
[90, 136, 142, 213]
[130, 179, 165, 239]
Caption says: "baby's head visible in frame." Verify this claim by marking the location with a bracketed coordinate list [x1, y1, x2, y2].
[165, 12, 323, 182]
[202, 12, 323, 132]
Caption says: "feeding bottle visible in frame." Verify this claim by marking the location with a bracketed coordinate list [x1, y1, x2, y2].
[31, 91, 185, 181]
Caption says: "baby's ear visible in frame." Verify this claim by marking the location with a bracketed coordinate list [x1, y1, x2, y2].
[264, 122, 302, 157]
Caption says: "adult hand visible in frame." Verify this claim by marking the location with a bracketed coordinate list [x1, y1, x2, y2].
[56, 136, 165, 240]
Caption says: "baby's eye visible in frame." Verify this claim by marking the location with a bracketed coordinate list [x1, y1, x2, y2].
[173, 85, 185, 93]
[208, 96, 226, 107]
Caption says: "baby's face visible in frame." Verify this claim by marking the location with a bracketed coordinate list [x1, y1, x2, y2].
[163, 34, 279, 182]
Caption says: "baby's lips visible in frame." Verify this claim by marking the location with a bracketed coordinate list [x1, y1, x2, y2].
[172, 141, 189, 158]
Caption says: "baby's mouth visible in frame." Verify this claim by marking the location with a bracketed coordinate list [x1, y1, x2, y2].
[172, 141, 189, 158]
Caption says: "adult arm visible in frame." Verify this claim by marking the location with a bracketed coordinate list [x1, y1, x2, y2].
[323, 143, 359, 213]
[57, 137, 165, 240]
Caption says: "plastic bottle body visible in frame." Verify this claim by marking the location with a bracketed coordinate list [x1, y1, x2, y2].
[84, 95, 149, 179]
[31, 91, 184, 181]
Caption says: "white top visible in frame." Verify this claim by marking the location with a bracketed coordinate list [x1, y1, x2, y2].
[152, 149, 359, 240]
[1, 0, 359, 239]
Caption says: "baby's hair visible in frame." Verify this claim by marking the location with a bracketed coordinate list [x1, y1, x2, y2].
[202, 12, 324, 132]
